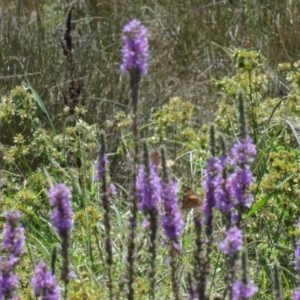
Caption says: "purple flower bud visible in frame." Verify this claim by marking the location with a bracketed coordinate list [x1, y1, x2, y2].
[161, 181, 184, 249]
[95, 153, 109, 181]
[48, 184, 74, 286]
[2, 211, 25, 258]
[231, 137, 256, 165]
[0, 258, 18, 299]
[32, 261, 61, 300]
[219, 226, 243, 256]
[295, 218, 300, 271]
[215, 155, 234, 214]
[108, 183, 117, 195]
[136, 164, 161, 214]
[203, 157, 222, 222]
[228, 138, 256, 209]
[121, 19, 149, 75]
[0, 211, 25, 299]
[296, 239, 300, 270]
[294, 287, 300, 300]
[232, 280, 258, 299]
[48, 184, 74, 236]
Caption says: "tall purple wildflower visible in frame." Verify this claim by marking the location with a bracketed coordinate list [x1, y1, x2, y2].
[96, 132, 114, 299]
[2, 211, 25, 258]
[296, 238, 300, 272]
[294, 287, 300, 300]
[0, 211, 25, 299]
[219, 226, 243, 256]
[232, 280, 258, 300]
[203, 157, 222, 223]
[48, 184, 74, 294]
[0, 259, 18, 300]
[32, 261, 61, 300]
[215, 155, 234, 215]
[121, 19, 149, 300]
[228, 137, 256, 210]
[121, 19, 149, 75]
[136, 164, 161, 214]
[49, 184, 73, 236]
[161, 181, 184, 250]
[95, 153, 108, 181]
[159, 147, 183, 300]
[136, 152, 162, 299]
[296, 217, 300, 271]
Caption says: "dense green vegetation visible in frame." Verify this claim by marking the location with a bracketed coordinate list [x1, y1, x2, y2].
[1, 0, 300, 299]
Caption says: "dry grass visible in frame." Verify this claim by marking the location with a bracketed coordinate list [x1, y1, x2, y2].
[0, 0, 300, 144]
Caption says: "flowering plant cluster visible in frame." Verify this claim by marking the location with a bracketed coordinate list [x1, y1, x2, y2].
[121, 19, 149, 76]
[2, 13, 300, 300]
[136, 159, 184, 249]
[0, 183, 74, 299]
[0, 212, 25, 299]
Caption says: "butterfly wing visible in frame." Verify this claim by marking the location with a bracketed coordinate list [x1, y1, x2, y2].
[182, 188, 202, 210]
[150, 151, 175, 169]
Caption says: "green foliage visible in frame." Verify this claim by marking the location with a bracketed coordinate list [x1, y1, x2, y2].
[0, 85, 106, 297]
[3, 0, 300, 298]
[151, 97, 208, 154]
[214, 48, 300, 297]
[215, 49, 271, 139]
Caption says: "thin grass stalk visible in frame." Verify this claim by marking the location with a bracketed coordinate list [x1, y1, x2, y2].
[51, 246, 57, 275]
[247, 72, 258, 144]
[273, 261, 284, 300]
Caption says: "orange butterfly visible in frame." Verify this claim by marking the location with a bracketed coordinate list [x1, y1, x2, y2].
[150, 151, 175, 169]
[182, 187, 203, 210]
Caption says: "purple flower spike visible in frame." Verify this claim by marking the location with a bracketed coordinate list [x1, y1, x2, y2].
[203, 157, 222, 222]
[219, 226, 243, 256]
[136, 164, 162, 214]
[232, 280, 258, 300]
[231, 137, 257, 166]
[228, 137, 256, 209]
[294, 287, 300, 300]
[215, 155, 234, 214]
[296, 238, 300, 271]
[0, 259, 19, 299]
[161, 181, 184, 249]
[32, 261, 61, 300]
[0, 211, 26, 299]
[48, 184, 73, 236]
[121, 19, 149, 75]
[2, 211, 25, 258]
[108, 183, 117, 195]
[95, 153, 109, 181]
[48, 184, 74, 287]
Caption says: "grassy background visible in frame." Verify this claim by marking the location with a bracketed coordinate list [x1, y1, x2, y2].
[1, 0, 300, 299]
[1, 0, 300, 126]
